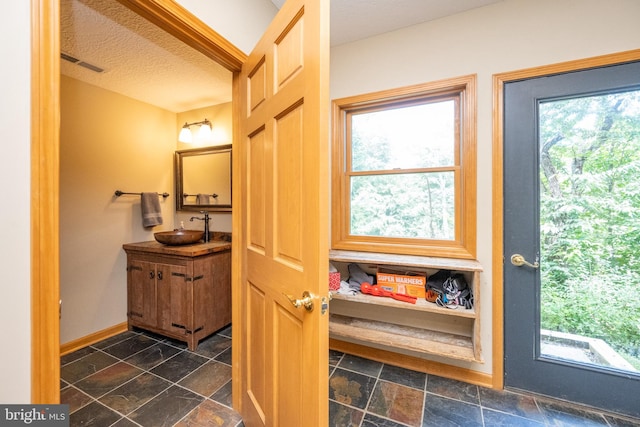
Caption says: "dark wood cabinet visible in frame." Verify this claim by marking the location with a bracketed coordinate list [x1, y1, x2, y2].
[123, 241, 231, 350]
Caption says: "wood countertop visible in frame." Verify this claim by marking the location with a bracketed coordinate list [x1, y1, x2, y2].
[123, 240, 231, 257]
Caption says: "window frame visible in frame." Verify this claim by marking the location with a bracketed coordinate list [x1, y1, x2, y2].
[331, 75, 477, 259]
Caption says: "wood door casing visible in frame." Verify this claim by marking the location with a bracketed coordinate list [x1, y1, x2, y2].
[236, 0, 330, 425]
[32, 0, 246, 402]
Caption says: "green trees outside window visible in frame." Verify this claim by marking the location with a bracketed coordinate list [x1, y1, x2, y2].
[350, 101, 455, 240]
[539, 89, 640, 369]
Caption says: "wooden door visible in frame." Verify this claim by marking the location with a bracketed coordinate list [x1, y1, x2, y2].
[235, 0, 330, 425]
[127, 259, 157, 328]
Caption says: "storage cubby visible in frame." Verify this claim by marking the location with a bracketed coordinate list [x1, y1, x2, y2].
[329, 249, 483, 363]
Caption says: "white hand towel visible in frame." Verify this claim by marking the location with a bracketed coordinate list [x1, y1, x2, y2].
[196, 193, 210, 205]
[141, 192, 163, 227]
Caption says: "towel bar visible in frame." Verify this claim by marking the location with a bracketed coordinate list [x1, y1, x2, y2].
[114, 190, 170, 198]
[183, 193, 218, 198]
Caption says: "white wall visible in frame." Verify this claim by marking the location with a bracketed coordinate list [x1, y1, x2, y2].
[174, 0, 278, 54]
[330, 0, 640, 374]
[0, 1, 31, 403]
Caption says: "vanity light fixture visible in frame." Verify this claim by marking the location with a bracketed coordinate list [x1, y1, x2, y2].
[178, 119, 213, 143]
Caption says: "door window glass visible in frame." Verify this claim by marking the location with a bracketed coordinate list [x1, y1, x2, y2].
[539, 89, 640, 373]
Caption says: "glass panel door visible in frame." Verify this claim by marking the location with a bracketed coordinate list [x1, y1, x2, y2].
[503, 60, 640, 419]
[539, 91, 640, 374]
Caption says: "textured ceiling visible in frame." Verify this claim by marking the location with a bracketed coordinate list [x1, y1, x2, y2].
[61, 0, 232, 112]
[61, 0, 501, 113]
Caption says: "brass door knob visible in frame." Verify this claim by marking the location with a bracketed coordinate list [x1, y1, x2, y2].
[510, 254, 539, 269]
[284, 291, 315, 311]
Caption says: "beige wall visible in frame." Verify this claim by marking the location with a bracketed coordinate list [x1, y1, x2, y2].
[176, 104, 233, 232]
[60, 75, 176, 344]
[59, 78, 234, 345]
[174, 0, 277, 53]
[330, 0, 640, 375]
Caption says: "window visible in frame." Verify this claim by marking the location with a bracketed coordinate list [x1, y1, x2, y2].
[331, 75, 477, 258]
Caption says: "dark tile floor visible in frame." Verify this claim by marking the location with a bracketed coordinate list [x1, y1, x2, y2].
[61, 326, 240, 427]
[61, 327, 640, 426]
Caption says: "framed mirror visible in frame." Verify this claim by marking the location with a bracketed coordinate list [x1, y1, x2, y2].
[175, 145, 232, 212]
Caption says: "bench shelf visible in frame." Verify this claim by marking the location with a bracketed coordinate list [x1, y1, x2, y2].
[329, 249, 483, 363]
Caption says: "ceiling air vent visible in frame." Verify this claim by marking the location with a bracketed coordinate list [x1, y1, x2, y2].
[60, 52, 105, 73]
[60, 52, 79, 63]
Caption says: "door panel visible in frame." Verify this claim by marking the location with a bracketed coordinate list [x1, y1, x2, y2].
[249, 130, 267, 251]
[158, 263, 189, 334]
[503, 60, 640, 418]
[128, 259, 156, 327]
[274, 303, 303, 425]
[247, 283, 267, 421]
[237, 0, 330, 425]
[275, 104, 304, 262]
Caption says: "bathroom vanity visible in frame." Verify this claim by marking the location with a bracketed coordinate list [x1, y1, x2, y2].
[123, 240, 231, 350]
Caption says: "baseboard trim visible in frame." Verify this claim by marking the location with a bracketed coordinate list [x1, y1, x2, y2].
[330, 338, 494, 389]
[60, 322, 129, 356]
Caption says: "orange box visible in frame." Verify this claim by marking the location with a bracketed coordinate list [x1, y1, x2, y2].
[376, 272, 426, 298]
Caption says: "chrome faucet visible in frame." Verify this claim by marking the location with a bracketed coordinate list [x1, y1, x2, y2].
[190, 211, 211, 242]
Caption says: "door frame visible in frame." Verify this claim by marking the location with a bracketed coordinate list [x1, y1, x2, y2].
[31, 0, 246, 402]
[491, 48, 640, 391]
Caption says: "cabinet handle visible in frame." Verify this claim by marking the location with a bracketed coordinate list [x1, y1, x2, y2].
[157, 271, 163, 280]
[149, 270, 155, 279]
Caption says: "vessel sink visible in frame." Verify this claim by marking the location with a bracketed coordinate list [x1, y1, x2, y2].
[154, 230, 203, 245]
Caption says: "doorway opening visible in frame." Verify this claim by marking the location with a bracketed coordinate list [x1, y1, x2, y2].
[32, 0, 245, 402]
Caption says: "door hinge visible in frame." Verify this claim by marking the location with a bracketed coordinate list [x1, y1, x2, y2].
[172, 272, 191, 282]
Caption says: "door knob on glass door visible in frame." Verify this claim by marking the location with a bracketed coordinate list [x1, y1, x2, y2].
[510, 254, 539, 269]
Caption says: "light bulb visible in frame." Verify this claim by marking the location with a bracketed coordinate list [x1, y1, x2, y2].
[178, 125, 192, 143]
[197, 122, 213, 142]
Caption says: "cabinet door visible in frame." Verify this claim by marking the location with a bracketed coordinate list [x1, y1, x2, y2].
[157, 263, 192, 334]
[128, 259, 157, 327]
